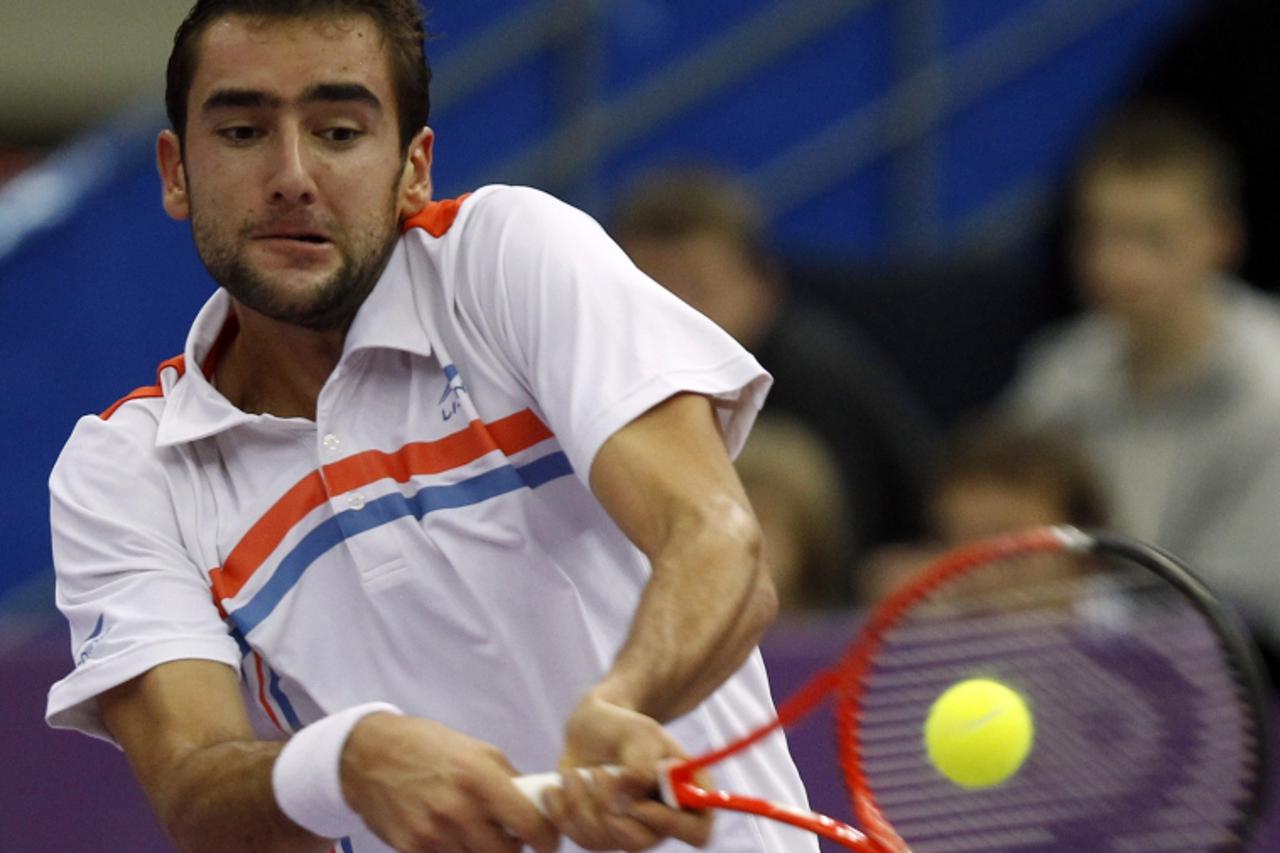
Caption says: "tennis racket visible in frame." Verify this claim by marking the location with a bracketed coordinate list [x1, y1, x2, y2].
[515, 526, 1271, 851]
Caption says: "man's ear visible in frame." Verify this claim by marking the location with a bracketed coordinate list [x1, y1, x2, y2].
[156, 130, 190, 221]
[397, 127, 435, 219]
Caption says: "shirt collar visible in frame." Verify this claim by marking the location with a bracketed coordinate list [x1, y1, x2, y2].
[154, 235, 432, 447]
[342, 236, 435, 360]
[155, 289, 257, 446]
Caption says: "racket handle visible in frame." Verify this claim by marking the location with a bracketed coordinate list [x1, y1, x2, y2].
[513, 764, 679, 814]
[512, 770, 578, 815]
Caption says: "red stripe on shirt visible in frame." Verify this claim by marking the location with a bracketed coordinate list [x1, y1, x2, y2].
[209, 409, 555, 603]
[253, 652, 285, 733]
[100, 354, 187, 420]
[99, 317, 235, 420]
[402, 193, 471, 238]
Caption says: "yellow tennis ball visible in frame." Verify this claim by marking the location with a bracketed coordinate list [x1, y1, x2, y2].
[923, 678, 1034, 789]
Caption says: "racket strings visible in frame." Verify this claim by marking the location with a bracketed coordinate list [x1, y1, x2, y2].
[844, 548, 1264, 852]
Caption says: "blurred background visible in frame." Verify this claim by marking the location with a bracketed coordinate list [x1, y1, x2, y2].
[2, 0, 1278, 848]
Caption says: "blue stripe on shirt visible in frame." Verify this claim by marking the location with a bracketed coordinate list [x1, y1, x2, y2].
[228, 452, 573, 635]
[267, 664, 303, 731]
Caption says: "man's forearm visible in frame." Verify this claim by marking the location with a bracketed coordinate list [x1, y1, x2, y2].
[598, 496, 778, 722]
[146, 739, 327, 853]
[104, 659, 558, 853]
[99, 662, 328, 852]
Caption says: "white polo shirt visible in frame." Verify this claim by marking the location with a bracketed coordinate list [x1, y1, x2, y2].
[46, 185, 816, 852]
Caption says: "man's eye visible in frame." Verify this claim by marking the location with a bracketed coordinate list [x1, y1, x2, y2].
[320, 127, 364, 143]
[218, 126, 262, 143]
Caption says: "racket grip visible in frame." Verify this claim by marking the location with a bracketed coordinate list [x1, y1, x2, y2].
[514, 764, 677, 815]
[512, 771, 574, 815]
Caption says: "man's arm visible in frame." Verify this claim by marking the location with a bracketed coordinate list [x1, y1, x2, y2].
[100, 660, 557, 852]
[587, 392, 778, 722]
[100, 660, 321, 852]
[544, 392, 778, 850]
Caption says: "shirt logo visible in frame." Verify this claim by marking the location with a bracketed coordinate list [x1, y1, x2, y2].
[438, 364, 469, 422]
[76, 614, 107, 665]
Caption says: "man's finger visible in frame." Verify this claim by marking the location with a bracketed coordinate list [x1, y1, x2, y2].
[458, 819, 524, 853]
[549, 764, 662, 850]
[602, 811, 665, 851]
[480, 772, 558, 852]
[627, 798, 715, 848]
[546, 766, 607, 847]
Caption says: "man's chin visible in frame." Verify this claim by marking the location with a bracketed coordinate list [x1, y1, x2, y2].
[220, 275, 344, 326]
[208, 233, 395, 331]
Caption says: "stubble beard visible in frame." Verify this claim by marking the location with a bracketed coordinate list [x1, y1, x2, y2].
[190, 188, 401, 333]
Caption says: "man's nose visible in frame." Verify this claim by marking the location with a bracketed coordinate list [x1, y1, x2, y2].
[266, 128, 318, 206]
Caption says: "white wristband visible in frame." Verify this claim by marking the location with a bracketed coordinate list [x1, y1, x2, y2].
[272, 701, 404, 839]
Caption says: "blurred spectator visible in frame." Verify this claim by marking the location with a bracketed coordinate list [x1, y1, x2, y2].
[928, 421, 1108, 545]
[734, 414, 852, 611]
[612, 167, 938, 586]
[1001, 104, 1280, 649]
[859, 421, 1107, 603]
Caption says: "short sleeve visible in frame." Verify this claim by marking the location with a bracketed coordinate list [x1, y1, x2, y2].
[452, 186, 771, 480]
[45, 411, 241, 743]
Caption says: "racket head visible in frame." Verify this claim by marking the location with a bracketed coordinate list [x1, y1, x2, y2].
[839, 526, 1271, 852]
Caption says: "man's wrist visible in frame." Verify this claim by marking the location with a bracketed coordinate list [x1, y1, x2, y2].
[337, 707, 406, 813]
[272, 702, 404, 839]
[587, 678, 646, 713]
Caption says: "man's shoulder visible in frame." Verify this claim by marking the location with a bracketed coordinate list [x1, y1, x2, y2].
[403, 185, 582, 243]
[54, 357, 183, 484]
[96, 354, 186, 420]
[52, 409, 163, 512]
[398, 183, 621, 317]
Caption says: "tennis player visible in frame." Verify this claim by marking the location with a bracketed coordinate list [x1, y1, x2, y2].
[43, 2, 814, 851]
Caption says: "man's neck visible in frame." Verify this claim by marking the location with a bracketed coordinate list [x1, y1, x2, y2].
[214, 301, 347, 421]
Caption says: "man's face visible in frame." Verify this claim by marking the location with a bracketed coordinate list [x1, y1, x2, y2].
[1072, 167, 1236, 326]
[160, 14, 431, 330]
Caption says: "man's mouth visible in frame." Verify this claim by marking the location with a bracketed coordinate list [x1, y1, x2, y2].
[260, 235, 330, 244]
[251, 228, 333, 245]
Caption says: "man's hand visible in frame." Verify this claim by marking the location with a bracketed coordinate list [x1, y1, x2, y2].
[340, 712, 559, 853]
[543, 689, 712, 851]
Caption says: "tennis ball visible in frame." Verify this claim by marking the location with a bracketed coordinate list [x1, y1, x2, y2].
[923, 678, 1033, 789]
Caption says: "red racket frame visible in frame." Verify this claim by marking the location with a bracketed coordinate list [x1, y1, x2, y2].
[662, 526, 1068, 852]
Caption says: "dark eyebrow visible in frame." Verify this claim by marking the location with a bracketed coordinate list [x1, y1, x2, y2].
[202, 88, 282, 113]
[299, 83, 382, 111]
[200, 83, 381, 115]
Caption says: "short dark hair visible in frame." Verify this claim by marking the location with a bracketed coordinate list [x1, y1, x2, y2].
[166, 0, 431, 152]
[1076, 103, 1242, 216]
[610, 168, 776, 278]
